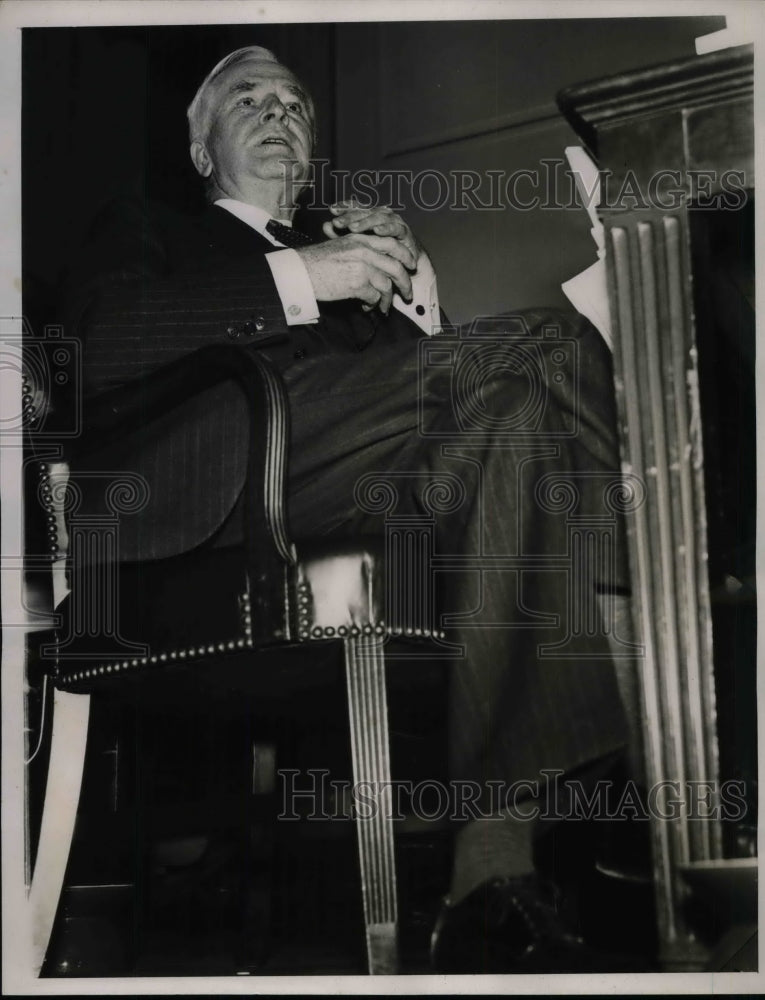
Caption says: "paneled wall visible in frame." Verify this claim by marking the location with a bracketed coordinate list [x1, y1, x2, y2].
[334, 18, 724, 325]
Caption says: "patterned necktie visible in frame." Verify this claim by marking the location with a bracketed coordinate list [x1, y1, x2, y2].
[266, 218, 315, 249]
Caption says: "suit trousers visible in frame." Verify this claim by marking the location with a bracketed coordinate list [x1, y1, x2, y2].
[275, 325, 628, 812]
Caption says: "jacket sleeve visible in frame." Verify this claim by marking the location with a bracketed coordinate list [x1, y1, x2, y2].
[63, 197, 291, 397]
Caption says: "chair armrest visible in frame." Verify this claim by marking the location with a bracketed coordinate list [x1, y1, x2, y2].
[68, 345, 296, 571]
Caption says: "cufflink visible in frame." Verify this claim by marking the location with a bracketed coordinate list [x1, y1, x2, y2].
[287, 305, 302, 318]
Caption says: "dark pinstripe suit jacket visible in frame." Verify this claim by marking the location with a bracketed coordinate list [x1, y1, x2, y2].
[67, 199, 423, 561]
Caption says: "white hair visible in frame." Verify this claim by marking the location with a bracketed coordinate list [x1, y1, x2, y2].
[187, 45, 280, 142]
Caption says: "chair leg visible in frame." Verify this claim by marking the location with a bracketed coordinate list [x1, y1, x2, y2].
[344, 635, 398, 975]
[27, 690, 90, 976]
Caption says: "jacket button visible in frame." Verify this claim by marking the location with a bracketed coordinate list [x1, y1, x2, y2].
[254, 317, 266, 331]
[226, 326, 241, 339]
[293, 348, 307, 360]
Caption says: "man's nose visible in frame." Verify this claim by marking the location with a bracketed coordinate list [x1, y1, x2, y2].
[259, 96, 288, 123]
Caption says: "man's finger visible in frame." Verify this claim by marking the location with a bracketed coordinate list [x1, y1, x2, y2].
[330, 198, 367, 214]
[367, 270, 393, 315]
[358, 282, 383, 309]
[336, 208, 398, 232]
[368, 219, 405, 236]
[371, 221, 417, 256]
[361, 249, 412, 301]
[353, 233, 416, 271]
[329, 207, 421, 266]
[360, 245, 414, 297]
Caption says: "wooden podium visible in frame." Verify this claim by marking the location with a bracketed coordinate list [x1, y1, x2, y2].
[558, 45, 755, 968]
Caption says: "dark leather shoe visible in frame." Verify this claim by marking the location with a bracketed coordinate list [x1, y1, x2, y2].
[430, 873, 631, 974]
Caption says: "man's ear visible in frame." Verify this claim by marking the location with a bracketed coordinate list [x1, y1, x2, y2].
[190, 140, 213, 178]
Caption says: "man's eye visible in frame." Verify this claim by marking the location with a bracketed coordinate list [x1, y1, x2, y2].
[236, 96, 255, 107]
[286, 102, 303, 114]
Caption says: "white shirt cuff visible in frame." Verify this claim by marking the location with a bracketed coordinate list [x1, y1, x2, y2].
[393, 253, 441, 335]
[265, 248, 320, 326]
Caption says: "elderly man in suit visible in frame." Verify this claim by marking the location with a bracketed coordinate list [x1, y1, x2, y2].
[67, 44, 632, 973]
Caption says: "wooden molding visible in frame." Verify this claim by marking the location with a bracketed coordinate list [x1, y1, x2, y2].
[557, 43, 753, 156]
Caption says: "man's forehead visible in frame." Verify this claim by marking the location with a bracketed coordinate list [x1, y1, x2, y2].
[214, 56, 305, 95]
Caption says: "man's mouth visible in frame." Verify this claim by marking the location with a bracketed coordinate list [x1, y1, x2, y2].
[260, 134, 292, 148]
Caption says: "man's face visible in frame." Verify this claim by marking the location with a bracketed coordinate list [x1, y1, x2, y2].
[195, 55, 316, 196]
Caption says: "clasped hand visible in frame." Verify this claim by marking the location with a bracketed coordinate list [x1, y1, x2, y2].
[297, 201, 425, 315]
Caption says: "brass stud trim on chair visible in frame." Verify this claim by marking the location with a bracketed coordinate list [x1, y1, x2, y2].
[37, 462, 61, 558]
[56, 627, 256, 687]
[55, 614, 448, 689]
[294, 620, 397, 642]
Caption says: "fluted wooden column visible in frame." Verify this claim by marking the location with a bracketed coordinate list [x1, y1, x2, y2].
[558, 44, 754, 967]
[605, 206, 721, 962]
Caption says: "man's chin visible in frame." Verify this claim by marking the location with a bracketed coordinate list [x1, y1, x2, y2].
[253, 158, 310, 186]
[253, 151, 304, 169]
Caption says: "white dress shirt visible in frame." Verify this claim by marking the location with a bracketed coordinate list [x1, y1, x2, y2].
[215, 198, 440, 336]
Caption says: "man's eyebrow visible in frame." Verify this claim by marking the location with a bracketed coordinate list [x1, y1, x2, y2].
[228, 80, 258, 95]
[227, 79, 308, 102]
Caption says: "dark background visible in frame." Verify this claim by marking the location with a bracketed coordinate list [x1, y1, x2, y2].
[22, 16, 724, 332]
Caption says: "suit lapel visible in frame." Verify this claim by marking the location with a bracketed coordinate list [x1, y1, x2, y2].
[200, 204, 277, 257]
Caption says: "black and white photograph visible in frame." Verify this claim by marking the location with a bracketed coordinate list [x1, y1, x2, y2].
[1, 0, 761, 992]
